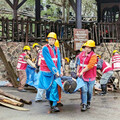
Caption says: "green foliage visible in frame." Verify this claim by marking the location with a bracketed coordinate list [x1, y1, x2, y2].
[82, 0, 97, 17]
[0, 0, 97, 21]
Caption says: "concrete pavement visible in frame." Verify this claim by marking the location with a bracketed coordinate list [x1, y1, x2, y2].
[0, 87, 120, 120]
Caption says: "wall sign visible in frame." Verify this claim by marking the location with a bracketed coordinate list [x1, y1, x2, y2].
[74, 29, 88, 51]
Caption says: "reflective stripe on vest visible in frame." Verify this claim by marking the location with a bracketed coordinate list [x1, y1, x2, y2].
[41, 57, 57, 61]
[102, 66, 111, 73]
[80, 64, 97, 67]
[18, 60, 27, 64]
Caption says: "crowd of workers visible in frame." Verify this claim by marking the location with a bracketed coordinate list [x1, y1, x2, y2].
[16, 32, 120, 113]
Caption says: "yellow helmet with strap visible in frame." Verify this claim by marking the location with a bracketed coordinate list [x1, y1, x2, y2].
[46, 32, 57, 41]
[84, 40, 95, 47]
[23, 46, 31, 51]
[32, 43, 39, 48]
[54, 40, 59, 47]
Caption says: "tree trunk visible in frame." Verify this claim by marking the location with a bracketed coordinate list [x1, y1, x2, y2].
[62, 0, 65, 22]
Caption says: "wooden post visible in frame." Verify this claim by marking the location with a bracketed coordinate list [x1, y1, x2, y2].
[0, 47, 18, 87]
[21, 18, 24, 41]
[25, 19, 29, 44]
[1, 17, 5, 40]
[35, 0, 41, 37]
[76, 0, 82, 29]
[97, 0, 101, 22]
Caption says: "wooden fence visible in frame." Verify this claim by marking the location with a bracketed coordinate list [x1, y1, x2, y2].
[0, 17, 120, 57]
[0, 17, 75, 43]
[91, 22, 120, 45]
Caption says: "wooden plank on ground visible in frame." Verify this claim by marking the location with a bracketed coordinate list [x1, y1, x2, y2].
[0, 89, 32, 105]
[0, 95, 24, 107]
[0, 102, 29, 111]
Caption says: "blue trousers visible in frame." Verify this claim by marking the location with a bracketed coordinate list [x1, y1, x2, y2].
[81, 80, 95, 104]
[46, 80, 59, 106]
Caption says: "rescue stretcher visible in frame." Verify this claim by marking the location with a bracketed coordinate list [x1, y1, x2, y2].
[55, 76, 85, 94]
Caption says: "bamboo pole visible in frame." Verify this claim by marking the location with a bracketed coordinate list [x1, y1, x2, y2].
[0, 89, 32, 105]
[0, 102, 29, 111]
[0, 95, 24, 107]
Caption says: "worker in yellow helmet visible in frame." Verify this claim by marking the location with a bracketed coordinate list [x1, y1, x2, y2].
[111, 50, 120, 89]
[112, 50, 120, 70]
[32, 43, 41, 71]
[32, 43, 47, 102]
[38, 32, 61, 112]
[77, 40, 97, 111]
[17, 45, 36, 92]
[96, 54, 113, 95]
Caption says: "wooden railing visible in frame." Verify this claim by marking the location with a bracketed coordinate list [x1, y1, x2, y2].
[91, 22, 120, 45]
[0, 17, 75, 43]
[1, 17, 120, 57]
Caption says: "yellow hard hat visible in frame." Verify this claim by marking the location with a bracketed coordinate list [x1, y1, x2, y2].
[47, 32, 57, 40]
[23, 46, 31, 51]
[84, 40, 95, 47]
[80, 48, 82, 52]
[96, 54, 101, 59]
[64, 57, 70, 63]
[113, 50, 119, 54]
[32, 43, 39, 48]
[54, 40, 59, 47]
[82, 43, 87, 48]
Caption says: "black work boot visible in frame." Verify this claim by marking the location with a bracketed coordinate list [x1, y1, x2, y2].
[81, 104, 87, 111]
[87, 102, 91, 109]
[99, 84, 107, 96]
[51, 106, 60, 112]
[49, 101, 53, 108]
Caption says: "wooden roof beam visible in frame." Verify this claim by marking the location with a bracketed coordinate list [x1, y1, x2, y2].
[17, 0, 27, 10]
[5, 0, 14, 9]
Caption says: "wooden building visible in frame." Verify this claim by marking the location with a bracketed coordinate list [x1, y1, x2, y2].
[94, 0, 120, 44]
[96, 0, 120, 22]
